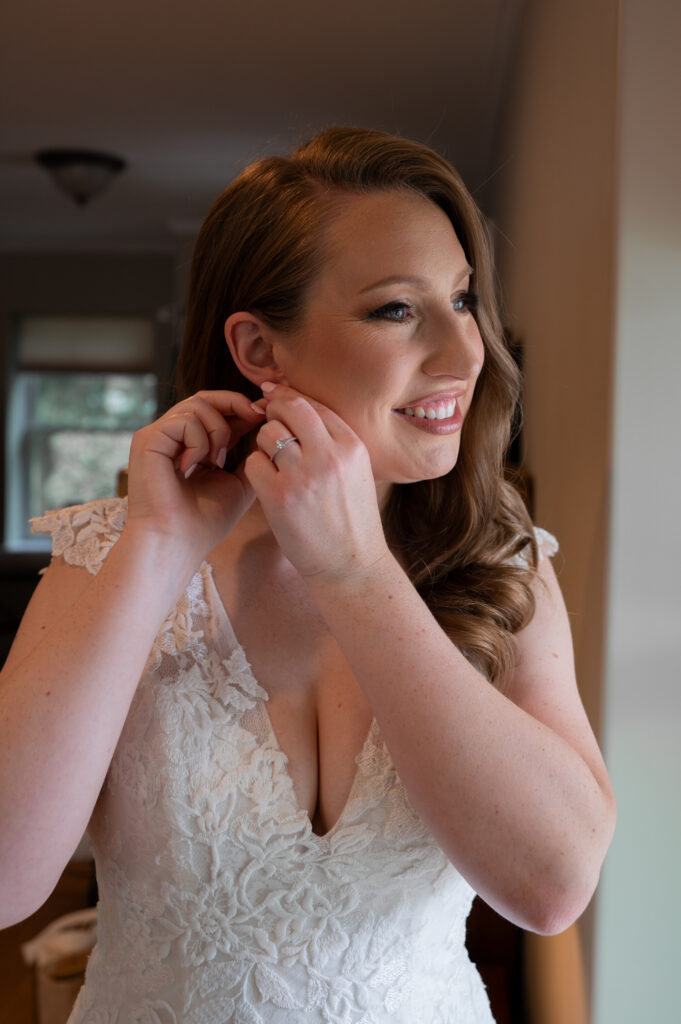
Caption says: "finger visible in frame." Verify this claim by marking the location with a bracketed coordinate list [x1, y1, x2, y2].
[261, 385, 353, 445]
[256, 420, 302, 465]
[271, 443, 301, 470]
[155, 394, 265, 475]
[193, 390, 268, 424]
[249, 396, 269, 416]
[183, 414, 213, 471]
[136, 409, 209, 469]
[183, 397, 234, 467]
[154, 409, 213, 477]
[187, 393, 267, 456]
[242, 448, 274, 493]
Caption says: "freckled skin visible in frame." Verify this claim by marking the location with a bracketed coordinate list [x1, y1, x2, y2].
[271, 191, 485, 489]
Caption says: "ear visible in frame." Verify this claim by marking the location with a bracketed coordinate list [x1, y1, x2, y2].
[224, 312, 289, 387]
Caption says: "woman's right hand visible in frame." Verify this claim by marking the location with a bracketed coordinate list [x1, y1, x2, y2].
[126, 390, 266, 561]
[0, 391, 266, 926]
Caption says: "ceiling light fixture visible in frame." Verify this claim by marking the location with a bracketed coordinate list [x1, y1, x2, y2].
[34, 148, 126, 205]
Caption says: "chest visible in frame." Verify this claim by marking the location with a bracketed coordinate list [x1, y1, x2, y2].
[212, 553, 374, 837]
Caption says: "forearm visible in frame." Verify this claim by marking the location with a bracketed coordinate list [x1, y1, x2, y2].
[0, 528, 197, 925]
[305, 554, 614, 934]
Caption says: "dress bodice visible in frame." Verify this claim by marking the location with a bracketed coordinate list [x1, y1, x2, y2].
[31, 498, 555, 1023]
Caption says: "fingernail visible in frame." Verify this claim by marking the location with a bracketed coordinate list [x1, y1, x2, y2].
[249, 402, 266, 414]
[184, 464, 197, 479]
[216, 447, 227, 469]
[261, 381, 276, 393]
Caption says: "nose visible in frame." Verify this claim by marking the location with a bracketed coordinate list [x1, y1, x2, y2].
[421, 308, 484, 381]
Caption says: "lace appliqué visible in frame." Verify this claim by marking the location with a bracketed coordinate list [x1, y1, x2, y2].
[30, 498, 213, 672]
[84, 626, 489, 1021]
[534, 526, 559, 560]
[30, 497, 128, 575]
[146, 567, 213, 673]
[510, 525, 559, 568]
[32, 499, 495, 1024]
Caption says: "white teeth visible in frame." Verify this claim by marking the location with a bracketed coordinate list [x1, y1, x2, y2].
[400, 398, 457, 419]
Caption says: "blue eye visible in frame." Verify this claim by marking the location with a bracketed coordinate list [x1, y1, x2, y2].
[452, 290, 479, 313]
[366, 301, 413, 322]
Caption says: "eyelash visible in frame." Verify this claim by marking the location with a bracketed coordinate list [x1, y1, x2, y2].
[366, 291, 479, 322]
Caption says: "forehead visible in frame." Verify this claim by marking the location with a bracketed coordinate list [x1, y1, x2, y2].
[314, 189, 468, 292]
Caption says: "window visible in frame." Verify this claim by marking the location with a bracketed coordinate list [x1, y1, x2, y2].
[5, 316, 157, 548]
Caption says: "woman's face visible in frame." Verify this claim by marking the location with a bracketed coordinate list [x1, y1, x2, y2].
[273, 190, 485, 492]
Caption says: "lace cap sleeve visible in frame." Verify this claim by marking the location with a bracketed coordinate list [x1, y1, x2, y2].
[533, 526, 559, 560]
[510, 526, 559, 568]
[30, 497, 128, 576]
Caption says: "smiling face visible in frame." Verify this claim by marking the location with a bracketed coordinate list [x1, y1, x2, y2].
[271, 189, 485, 494]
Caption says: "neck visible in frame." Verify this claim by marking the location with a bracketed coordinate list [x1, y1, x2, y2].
[375, 480, 392, 511]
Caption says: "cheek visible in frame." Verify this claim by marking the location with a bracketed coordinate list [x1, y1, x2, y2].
[471, 322, 486, 371]
[325, 352, 392, 409]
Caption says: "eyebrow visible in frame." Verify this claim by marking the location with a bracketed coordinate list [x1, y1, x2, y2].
[358, 265, 474, 295]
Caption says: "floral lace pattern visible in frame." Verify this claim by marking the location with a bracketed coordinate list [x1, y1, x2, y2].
[31, 498, 128, 575]
[30, 499, 560, 1023]
[510, 526, 559, 568]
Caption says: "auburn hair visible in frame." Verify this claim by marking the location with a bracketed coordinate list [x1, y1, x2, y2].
[176, 126, 537, 685]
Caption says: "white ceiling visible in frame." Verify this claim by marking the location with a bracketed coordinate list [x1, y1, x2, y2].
[0, 0, 524, 251]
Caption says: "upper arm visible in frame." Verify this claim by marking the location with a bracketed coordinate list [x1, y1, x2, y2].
[2, 558, 95, 677]
[505, 553, 612, 794]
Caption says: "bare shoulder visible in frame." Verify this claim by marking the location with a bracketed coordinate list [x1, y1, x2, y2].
[2, 558, 94, 676]
[505, 554, 611, 790]
[509, 552, 576, 696]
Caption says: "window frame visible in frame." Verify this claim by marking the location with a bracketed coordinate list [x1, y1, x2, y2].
[0, 252, 178, 556]
[5, 363, 159, 547]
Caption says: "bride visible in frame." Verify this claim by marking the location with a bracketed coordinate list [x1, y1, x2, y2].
[0, 127, 615, 1022]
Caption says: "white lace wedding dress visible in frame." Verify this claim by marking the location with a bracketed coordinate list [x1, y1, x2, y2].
[31, 498, 557, 1024]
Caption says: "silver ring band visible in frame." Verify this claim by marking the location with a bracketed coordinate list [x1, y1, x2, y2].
[270, 436, 299, 462]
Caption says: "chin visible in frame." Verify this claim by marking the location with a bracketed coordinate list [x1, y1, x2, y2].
[384, 458, 460, 486]
[369, 439, 462, 487]
[414, 451, 461, 482]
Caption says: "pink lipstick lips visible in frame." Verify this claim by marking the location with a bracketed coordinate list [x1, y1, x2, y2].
[392, 392, 464, 434]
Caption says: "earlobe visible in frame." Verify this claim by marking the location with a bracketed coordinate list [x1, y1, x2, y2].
[224, 312, 287, 387]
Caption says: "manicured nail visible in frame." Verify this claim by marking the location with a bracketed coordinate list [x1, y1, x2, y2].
[216, 447, 227, 469]
[184, 464, 197, 479]
[261, 381, 276, 393]
[249, 402, 267, 414]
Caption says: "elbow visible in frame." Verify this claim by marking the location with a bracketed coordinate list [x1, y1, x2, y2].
[1, 888, 50, 930]
[522, 887, 592, 937]
[0, 825, 91, 929]
[0, 868, 62, 930]
[516, 864, 600, 935]
[485, 864, 603, 937]
[1, 896, 38, 931]
[525, 840, 615, 937]
[524, 801, 617, 937]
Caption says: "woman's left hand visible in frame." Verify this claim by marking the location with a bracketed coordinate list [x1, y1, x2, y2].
[244, 383, 390, 581]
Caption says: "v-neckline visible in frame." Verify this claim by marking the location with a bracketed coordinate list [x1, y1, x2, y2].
[200, 559, 378, 840]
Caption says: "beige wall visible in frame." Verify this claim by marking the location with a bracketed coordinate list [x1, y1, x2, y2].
[594, 2, 681, 1019]
[488, 0, 620, 1005]
[490, 1, 618, 748]
[491, 2, 681, 1018]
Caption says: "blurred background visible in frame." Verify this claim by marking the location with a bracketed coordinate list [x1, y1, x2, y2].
[1, 1, 679, 1021]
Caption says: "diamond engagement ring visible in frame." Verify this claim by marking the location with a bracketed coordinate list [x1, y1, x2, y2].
[270, 436, 299, 462]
